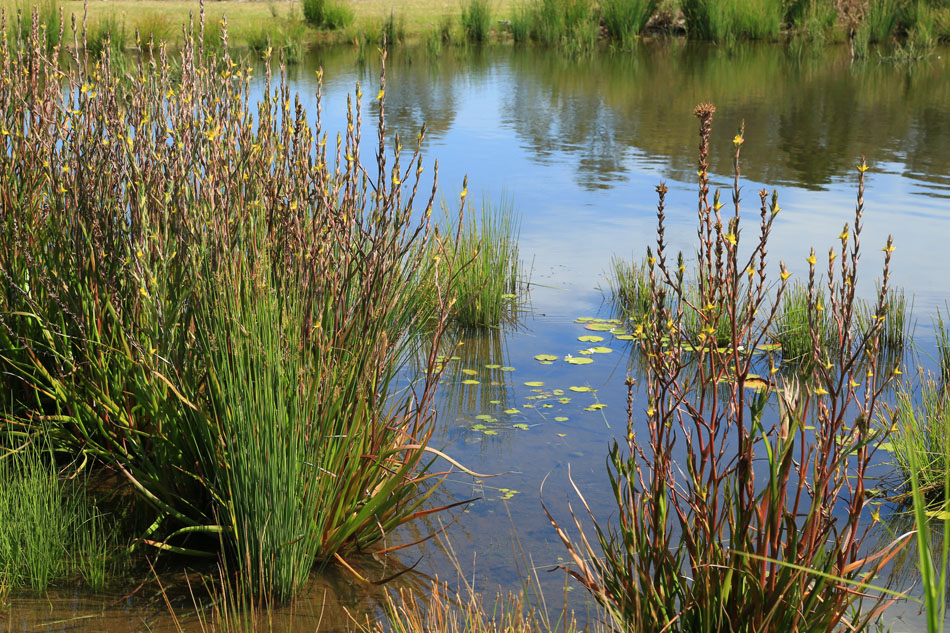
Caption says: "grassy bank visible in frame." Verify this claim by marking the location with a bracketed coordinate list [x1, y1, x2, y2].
[4, 0, 949, 58]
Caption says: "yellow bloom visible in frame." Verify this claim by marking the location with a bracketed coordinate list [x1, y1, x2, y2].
[732, 134, 743, 145]
[806, 253, 816, 265]
[780, 270, 791, 281]
[882, 243, 896, 253]
[377, 89, 385, 101]
[814, 387, 829, 395]
[839, 230, 849, 241]
[858, 161, 869, 173]
[725, 233, 737, 246]
[460, 188, 468, 199]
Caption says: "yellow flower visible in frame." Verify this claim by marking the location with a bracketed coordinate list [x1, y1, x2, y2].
[377, 89, 385, 101]
[460, 188, 468, 199]
[839, 230, 849, 241]
[866, 369, 874, 378]
[780, 270, 791, 281]
[732, 134, 743, 145]
[806, 253, 816, 265]
[816, 301, 823, 311]
[858, 161, 869, 173]
[646, 407, 655, 417]
[893, 368, 903, 376]
[724, 233, 737, 246]
[814, 387, 828, 395]
[882, 243, 896, 253]
[849, 379, 860, 388]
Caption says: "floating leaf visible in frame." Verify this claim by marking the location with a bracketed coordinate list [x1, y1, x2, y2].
[499, 488, 519, 500]
[539, 361, 554, 365]
[513, 423, 530, 431]
[552, 389, 565, 396]
[461, 369, 478, 376]
[565, 357, 593, 365]
[504, 408, 520, 415]
[450, 356, 461, 361]
[523, 404, 535, 409]
[578, 335, 605, 343]
[555, 417, 569, 422]
[534, 354, 558, 362]
[877, 442, 894, 453]
[524, 381, 544, 387]
[615, 334, 636, 341]
[757, 343, 782, 352]
[610, 328, 628, 335]
[501, 293, 518, 299]
[462, 379, 480, 385]
[578, 349, 594, 355]
[927, 510, 950, 520]
[556, 432, 567, 437]
[558, 397, 571, 404]
[483, 429, 498, 436]
[584, 403, 607, 411]
[475, 414, 493, 421]
[589, 346, 612, 354]
[500, 366, 516, 372]
[585, 323, 614, 331]
[569, 386, 592, 392]
[489, 400, 501, 405]
[471, 424, 487, 431]
[574, 317, 595, 323]
[485, 364, 501, 369]
[744, 377, 769, 391]
[542, 404, 554, 408]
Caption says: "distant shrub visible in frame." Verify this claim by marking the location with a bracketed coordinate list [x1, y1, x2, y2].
[461, 0, 492, 43]
[302, 0, 353, 29]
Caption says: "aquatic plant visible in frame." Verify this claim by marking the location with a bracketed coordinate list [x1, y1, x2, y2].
[681, 0, 783, 41]
[423, 196, 523, 329]
[600, 0, 658, 45]
[887, 378, 950, 504]
[937, 304, 950, 386]
[461, 0, 492, 43]
[548, 106, 904, 632]
[0, 7, 467, 599]
[606, 255, 652, 324]
[302, 0, 353, 30]
[86, 12, 127, 56]
[773, 280, 833, 369]
[857, 284, 910, 371]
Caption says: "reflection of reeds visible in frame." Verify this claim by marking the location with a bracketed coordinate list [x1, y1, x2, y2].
[436, 325, 517, 418]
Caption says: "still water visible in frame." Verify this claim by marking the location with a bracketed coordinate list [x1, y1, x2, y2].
[7, 41, 950, 632]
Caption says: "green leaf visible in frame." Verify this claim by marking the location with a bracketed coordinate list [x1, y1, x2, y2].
[533, 354, 558, 362]
[578, 335, 605, 342]
[565, 357, 593, 365]
[462, 379, 480, 385]
[554, 417, 569, 422]
[524, 381, 544, 387]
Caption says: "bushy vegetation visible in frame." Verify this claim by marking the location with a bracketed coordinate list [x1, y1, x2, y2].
[600, 0, 659, 45]
[553, 107, 904, 632]
[681, 0, 783, 41]
[302, 0, 353, 29]
[0, 11, 473, 599]
[461, 0, 492, 43]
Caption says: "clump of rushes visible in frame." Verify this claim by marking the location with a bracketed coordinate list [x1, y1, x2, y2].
[681, 0, 783, 41]
[858, 284, 910, 372]
[302, 0, 353, 29]
[606, 254, 652, 325]
[547, 107, 905, 632]
[427, 196, 522, 329]
[888, 379, 950, 505]
[600, 0, 659, 46]
[937, 304, 950, 385]
[461, 0, 492, 43]
[0, 4, 467, 599]
[773, 280, 832, 368]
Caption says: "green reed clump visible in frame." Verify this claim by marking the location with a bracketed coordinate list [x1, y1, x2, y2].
[245, 20, 305, 63]
[549, 107, 902, 633]
[302, 0, 353, 30]
[860, 285, 910, 368]
[461, 0, 492, 43]
[774, 280, 832, 367]
[86, 13, 127, 56]
[866, 0, 905, 42]
[681, 0, 783, 41]
[889, 379, 950, 505]
[0, 9, 462, 599]
[135, 13, 173, 46]
[936, 305, 950, 385]
[512, 0, 596, 47]
[425, 197, 523, 329]
[600, 0, 658, 45]
[606, 255, 652, 324]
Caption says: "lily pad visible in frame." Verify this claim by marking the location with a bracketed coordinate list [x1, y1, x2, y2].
[589, 346, 612, 354]
[462, 379, 480, 385]
[524, 381, 544, 387]
[501, 293, 518, 299]
[461, 369, 478, 376]
[744, 377, 769, 391]
[554, 417, 569, 422]
[489, 400, 502, 405]
[500, 366, 516, 372]
[578, 335, 605, 343]
[574, 317, 595, 323]
[498, 488, 519, 500]
[542, 404, 554, 408]
[485, 364, 501, 369]
[556, 432, 567, 437]
[585, 403, 607, 411]
[578, 349, 594, 355]
[504, 408, 520, 415]
[558, 397, 571, 404]
[483, 429, 498, 436]
[585, 323, 614, 331]
[513, 423, 530, 431]
[475, 414, 493, 421]
[615, 334, 636, 341]
[610, 328, 628, 335]
[569, 386, 592, 392]
[471, 424, 487, 431]
[534, 354, 558, 362]
[757, 343, 782, 352]
[552, 389, 565, 396]
[523, 404, 534, 409]
[565, 357, 594, 365]
[539, 361, 554, 365]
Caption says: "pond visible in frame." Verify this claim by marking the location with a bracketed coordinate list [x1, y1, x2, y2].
[8, 41, 950, 632]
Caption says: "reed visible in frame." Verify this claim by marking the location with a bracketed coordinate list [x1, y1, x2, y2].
[302, 0, 353, 30]
[547, 108, 904, 632]
[606, 254, 652, 325]
[681, 0, 783, 41]
[600, 0, 658, 45]
[937, 304, 950, 386]
[888, 378, 950, 505]
[461, 0, 492, 43]
[773, 280, 832, 369]
[0, 7, 464, 599]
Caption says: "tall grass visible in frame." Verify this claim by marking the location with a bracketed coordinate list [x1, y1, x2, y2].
[511, 0, 596, 47]
[549, 107, 903, 632]
[600, 0, 658, 45]
[425, 197, 523, 329]
[302, 0, 353, 30]
[461, 0, 492, 43]
[937, 304, 950, 385]
[605, 254, 652, 325]
[865, 0, 905, 42]
[681, 0, 783, 41]
[889, 379, 950, 504]
[0, 10, 465, 599]
[773, 281, 832, 368]
[86, 13, 127, 56]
